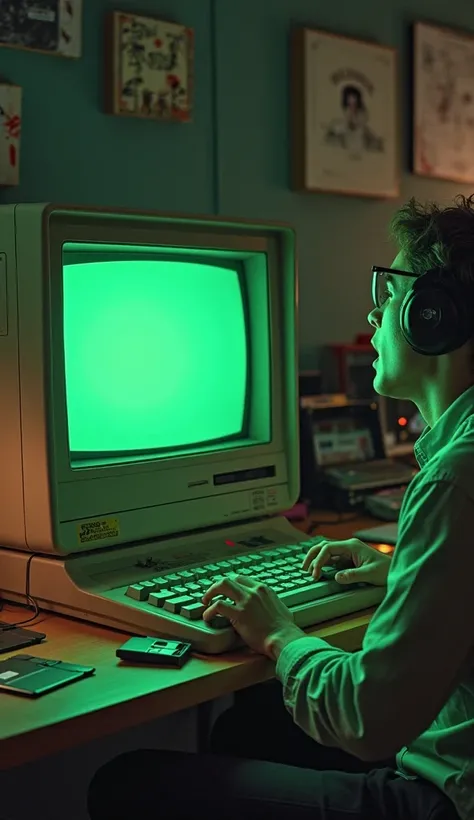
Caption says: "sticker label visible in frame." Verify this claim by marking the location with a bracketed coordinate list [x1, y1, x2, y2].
[250, 489, 266, 512]
[0, 670, 19, 680]
[266, 488, 278, 508]
[77, 517, 120, 545]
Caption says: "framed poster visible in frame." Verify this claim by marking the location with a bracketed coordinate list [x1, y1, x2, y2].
[0, 0, 82, 58]
[413, 21, 474, 183]
[105, 11, 194, 122]
[0, 82, 21, 186]
[291, 28, 398, 198]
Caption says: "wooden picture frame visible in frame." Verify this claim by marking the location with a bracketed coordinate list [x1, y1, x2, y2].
[291, 27, 399, 198]
[413, 21, 474, 184]
[105, 11, 194, 122]
[0, 1, 82, 58]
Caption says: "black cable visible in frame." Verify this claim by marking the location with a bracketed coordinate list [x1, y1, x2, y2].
[0, 552, 41, 632]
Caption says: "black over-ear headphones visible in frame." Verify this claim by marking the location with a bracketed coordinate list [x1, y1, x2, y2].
[400, 267, 474, 356]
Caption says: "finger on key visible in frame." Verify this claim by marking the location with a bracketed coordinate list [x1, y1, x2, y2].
[311, 544, 352, 580]
[301, 541, 327, 571]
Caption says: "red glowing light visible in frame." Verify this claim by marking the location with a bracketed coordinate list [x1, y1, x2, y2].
[225, 539, 236, 547]
[398, 416, 408, 427]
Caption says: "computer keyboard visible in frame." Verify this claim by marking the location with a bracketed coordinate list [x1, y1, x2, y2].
[9, 518, 386, 655]
[108, 529, 385, 653]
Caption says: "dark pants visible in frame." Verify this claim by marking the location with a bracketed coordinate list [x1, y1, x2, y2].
[87, 679, 460, 820]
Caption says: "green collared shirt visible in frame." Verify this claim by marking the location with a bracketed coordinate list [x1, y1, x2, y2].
[276, 385, 474, 820]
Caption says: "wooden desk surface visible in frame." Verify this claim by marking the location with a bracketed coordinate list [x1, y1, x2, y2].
[0, 512, 384, 770]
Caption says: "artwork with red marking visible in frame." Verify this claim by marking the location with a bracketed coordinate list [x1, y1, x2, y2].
[413, 22, 474, 184]
[105, 11, 194, 122]
[0, 83, 21, 186]
[0, 0, 82, 58]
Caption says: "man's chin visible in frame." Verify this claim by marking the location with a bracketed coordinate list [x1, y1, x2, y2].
[373, 370, 408, 400]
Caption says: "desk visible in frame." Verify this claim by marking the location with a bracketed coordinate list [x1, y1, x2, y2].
[0, 513, 383, 771]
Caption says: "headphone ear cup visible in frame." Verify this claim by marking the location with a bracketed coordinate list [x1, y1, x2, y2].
[400, 286, 463, 355]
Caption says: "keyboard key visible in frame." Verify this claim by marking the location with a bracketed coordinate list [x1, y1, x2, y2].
[178, 570, 195, 579]
[170, 585, 189, 595]
[151, 577, 169, 589]
[237, 555, 252, 564]
[181, 602, 206, 620]
[165, 574, 182, 583]
[148, 590, 172, 607]
[184, 583, 202, 592]
[126, 584, 148, 601]
[277, 580, 343, 608]
[193, 567, 208, 577]
[163, 595, 195, 614]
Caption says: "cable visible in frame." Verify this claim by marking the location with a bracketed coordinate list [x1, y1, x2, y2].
[0, 552, 41, 632]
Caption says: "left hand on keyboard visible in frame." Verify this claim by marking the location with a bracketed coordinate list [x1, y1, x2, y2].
[201, 573, 305, 658]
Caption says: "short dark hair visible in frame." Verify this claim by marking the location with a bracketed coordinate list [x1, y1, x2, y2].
[342, 85, 364, 110]
[390, 195, 474, 286]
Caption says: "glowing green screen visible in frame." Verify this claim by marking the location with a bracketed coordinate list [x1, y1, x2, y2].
[63, 259, 248, 456]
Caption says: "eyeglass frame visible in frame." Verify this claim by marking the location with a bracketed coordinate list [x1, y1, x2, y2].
[371, 265, 419, 308]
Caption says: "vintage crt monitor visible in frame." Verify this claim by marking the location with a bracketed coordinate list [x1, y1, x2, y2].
[0, 204, 385, 654]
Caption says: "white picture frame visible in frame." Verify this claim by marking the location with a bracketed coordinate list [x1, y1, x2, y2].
[413, 21, 474, 184]
[291, 27, 399, 198]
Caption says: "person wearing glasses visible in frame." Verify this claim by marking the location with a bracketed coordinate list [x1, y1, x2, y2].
[88, 197, 474, 820]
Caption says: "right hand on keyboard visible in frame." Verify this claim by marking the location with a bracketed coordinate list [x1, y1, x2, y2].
[301, 538, 391, 587]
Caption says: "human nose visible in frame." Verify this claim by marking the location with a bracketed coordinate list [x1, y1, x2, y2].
[367, 306, 381, 329]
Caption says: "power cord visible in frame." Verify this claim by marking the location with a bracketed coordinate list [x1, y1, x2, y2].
[0, 552, 41, 632]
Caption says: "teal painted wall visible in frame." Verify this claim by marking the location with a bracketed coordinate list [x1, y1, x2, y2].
[1, 0, 474, 365]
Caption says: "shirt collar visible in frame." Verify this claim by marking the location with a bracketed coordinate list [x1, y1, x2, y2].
[414, 384, 474, 467]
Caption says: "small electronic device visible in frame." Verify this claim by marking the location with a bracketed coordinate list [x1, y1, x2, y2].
[299, 396, 416, 510]
[116, 637, 192, 668]
[0, 622, 46, 654]
[354, 521, 398, 546]
[0, 654, 95, 697]
[365, 486, 406, 521]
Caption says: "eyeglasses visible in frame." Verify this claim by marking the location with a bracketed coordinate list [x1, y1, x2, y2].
[372, 265, 418, 308]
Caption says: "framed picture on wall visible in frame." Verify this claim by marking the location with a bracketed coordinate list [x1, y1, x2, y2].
[413, 21, 474, 184]
[291, 28, 399, 198]
[105, 12, 194, 122]
[0, 82, 21, 186]
[0, 1, 82, 58]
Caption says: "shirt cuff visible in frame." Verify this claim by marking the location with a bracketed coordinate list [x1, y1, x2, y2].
[275, 635, 346, 682]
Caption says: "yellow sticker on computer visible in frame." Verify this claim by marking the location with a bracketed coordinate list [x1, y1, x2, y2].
[77, 517, 120, 544]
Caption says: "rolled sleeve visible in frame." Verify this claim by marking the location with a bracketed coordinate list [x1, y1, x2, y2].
[275, 479, 474, 761]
